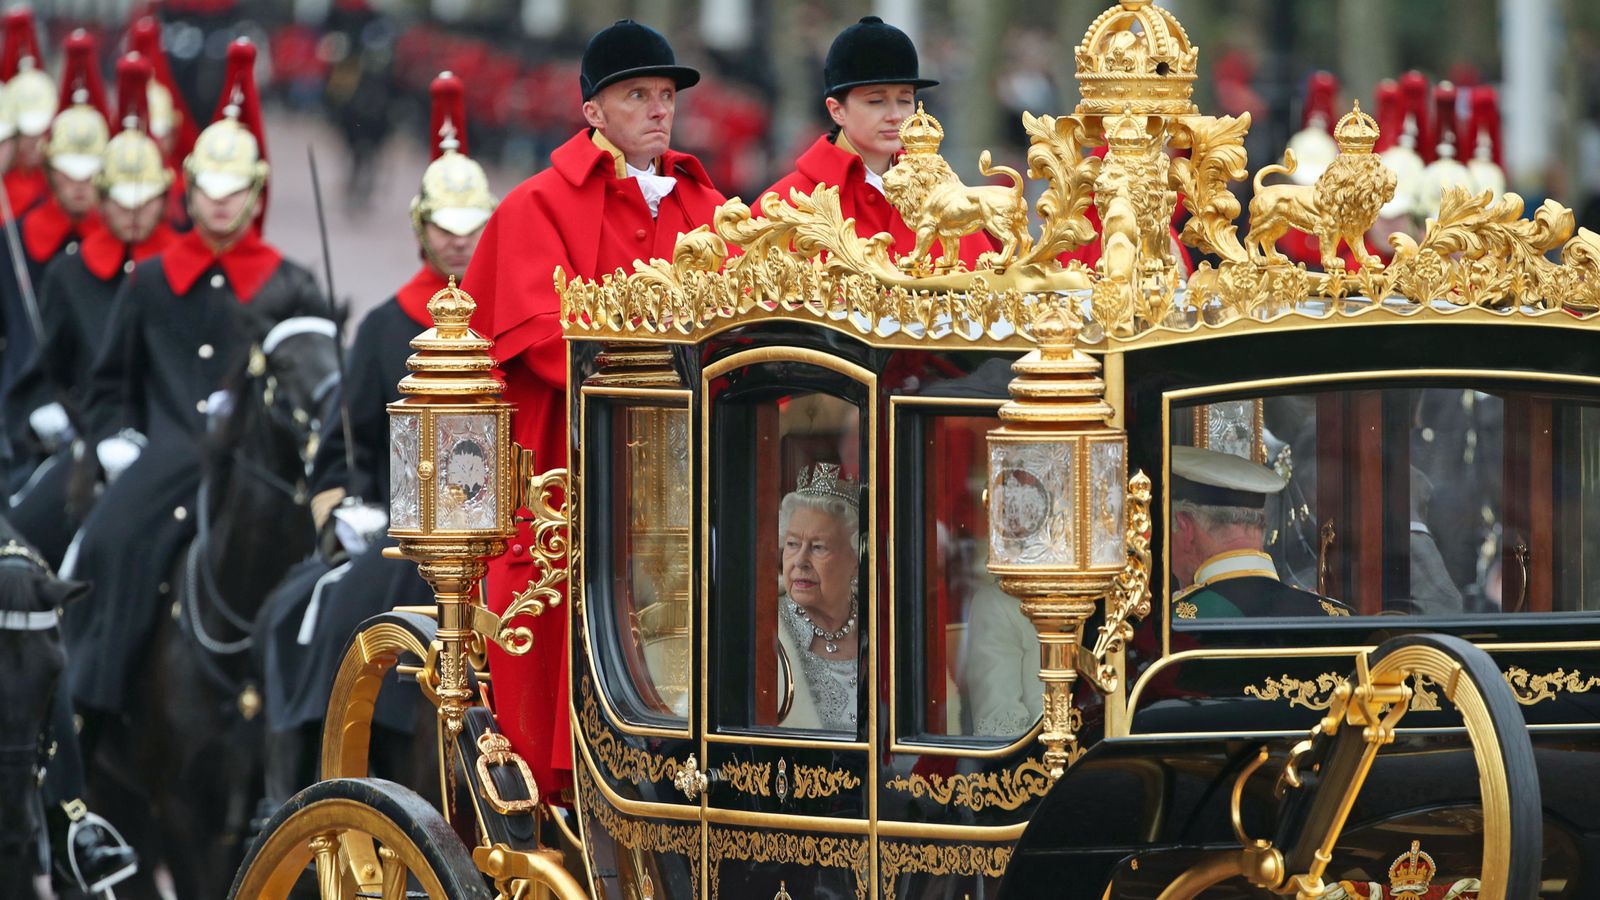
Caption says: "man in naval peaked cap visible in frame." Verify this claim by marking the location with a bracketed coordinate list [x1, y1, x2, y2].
[1170, 445, 1349, 619]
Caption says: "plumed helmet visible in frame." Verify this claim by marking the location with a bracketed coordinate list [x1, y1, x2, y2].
[47, 30, 111, 182]
[97, 52, 171, 209]
[579, 20, 700, 101]
[128, 17, 195, 158]
[823, 17, 938, 99]
[411, 71, 496, 239]
[2, 9, 53, 139]
[185, 38, 269, 216]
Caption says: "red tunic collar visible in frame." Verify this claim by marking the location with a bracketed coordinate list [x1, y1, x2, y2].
[160, 227, 283, 302]
[81, 222, 178, 282]
[395, 265, 448, 328]
[794, 134, 868, 189]
[549, 129, 715, 192]
[2, 167, 47, 219]
[21, 198, 103, 265]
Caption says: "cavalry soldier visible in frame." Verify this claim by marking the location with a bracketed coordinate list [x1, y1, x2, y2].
[463, 18, 724, 800]
[259, 70, 497, 803]
[1170, 446, 1349, 619]
[61, 38, 330, 720]
[0, 31, 110, 417]
[4, 52, 176, 564]
[764, 16, 991, 266]
[0, 8, 55, 217]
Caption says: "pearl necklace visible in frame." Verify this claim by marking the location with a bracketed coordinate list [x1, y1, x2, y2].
[789, 594, 858, 654]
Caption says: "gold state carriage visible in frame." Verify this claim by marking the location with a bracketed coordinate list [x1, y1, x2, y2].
[233, 1, 1600, 897]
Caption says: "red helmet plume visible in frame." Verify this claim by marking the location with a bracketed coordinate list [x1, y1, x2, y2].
[114, 51, 153, 134]
[128, 16, 199, 160]
[1464, 86, 1503, 169]
[58, 29, 110, 126]
[1373, 79, 1401, 153]
[0, 8, 42, 81]
[1302, 70, 1338, 133]
[429, 70, 469, 160]
[1398, 70, 1431, 158]
[1432, 81, 1460, 159]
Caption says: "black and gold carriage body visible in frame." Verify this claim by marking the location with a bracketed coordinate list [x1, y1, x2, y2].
[233, 1, 1600, 898]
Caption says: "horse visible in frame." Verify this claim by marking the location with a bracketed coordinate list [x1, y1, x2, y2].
[86, 319, 340, 900]
[0, 518, 88, 899]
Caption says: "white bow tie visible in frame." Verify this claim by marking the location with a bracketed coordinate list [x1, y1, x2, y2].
[626, 161, 677, 217]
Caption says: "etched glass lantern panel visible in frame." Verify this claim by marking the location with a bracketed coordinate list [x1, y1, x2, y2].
[434, 412, 497, 531]
[389, 411, 421, 530]
[1089, 440, 1126, 567]
[989, 440, 1076, 567]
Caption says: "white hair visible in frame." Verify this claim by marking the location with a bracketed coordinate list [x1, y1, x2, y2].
[1174, 499, 1266, 532]
[777, 491, 862, 560]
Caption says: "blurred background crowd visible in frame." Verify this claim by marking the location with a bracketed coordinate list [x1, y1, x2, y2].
[20, 0, 1600, 316]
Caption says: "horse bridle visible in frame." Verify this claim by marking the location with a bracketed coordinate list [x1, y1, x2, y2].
[0, 541, 56, 632]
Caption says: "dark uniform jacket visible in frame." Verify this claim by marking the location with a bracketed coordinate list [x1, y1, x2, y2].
[65, 227, 329, 711]
[4, 224, 176, 480]
[1173, 550, 1350, 619]
[0, 198, 102, 411]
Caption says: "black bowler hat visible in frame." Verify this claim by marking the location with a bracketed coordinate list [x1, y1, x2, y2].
[580, 19, 701, 101]
[823, 16, 938, 99]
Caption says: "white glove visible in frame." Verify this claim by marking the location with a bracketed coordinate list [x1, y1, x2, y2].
[332, 499, 389, 556]
[96, 429, 147, 483]
[204, 389, 234, 432]
[28, 402, 73, 450]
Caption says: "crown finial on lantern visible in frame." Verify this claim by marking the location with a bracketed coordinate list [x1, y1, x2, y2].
[1335, 100, 1381, 154]
[898, 101, 945, 156]
[427, 275, 478, 337]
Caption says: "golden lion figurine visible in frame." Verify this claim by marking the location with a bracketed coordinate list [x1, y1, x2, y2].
[1243, 103, 1397, 271]
[884, 149, 1033, 273]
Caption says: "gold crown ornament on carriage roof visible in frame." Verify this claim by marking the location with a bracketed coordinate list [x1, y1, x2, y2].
[557, 0, 1600, 349]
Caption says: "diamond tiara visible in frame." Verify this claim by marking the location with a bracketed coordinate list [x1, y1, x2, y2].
[795, 462, 860, 509]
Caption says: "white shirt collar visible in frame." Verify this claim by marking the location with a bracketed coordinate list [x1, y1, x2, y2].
[862, 164, 885, 195]
[625, 160, 677, 217]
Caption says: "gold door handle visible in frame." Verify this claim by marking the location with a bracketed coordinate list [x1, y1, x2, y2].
[672, 754, 709, 800]
[1317, 518, 1336, 597]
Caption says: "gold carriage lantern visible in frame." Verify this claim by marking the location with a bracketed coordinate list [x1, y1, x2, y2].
[386, 277, 519, 733]
[986, 307, 1151, 778]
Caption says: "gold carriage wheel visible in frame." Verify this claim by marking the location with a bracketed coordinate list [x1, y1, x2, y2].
[230, 777, 492, 900]
[1156, 634, 1542, 900]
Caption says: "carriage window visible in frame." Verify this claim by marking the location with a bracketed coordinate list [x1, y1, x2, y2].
[1169, 384, 1600, 621]
[710, 364, 867, 738]
[589, 402, 691, 726]
[898, 410, 1040, 744]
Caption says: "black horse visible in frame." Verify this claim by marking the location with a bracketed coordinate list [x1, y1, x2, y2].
[0, 518, 89, 899]
[86, 323, 340, 900]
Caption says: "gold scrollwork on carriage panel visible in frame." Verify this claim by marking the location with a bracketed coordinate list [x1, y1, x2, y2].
[1241, 672, 1344, 711]
[579, 678, 684, 785]
[1503, 667, 1600, 706]
[1086, 472, 1152, 693]
[882, 757, 1055, 814]
[790, 765, 861, 801]
[706, 827, 869, 900]
[878, 841, 1015, 900]
[494, 466, 569, 656]
[718, 760, 772, 797]
[576, 765, 700, 895]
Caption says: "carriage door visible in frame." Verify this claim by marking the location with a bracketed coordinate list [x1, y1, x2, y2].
[700, 349, 876, 900]
[574, 384, 702, 900]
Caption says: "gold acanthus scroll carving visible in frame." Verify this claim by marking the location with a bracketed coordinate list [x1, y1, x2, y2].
[1244, 667, 1597, 710]
[882, 756, 1056, 813]
[791, 764, 861, 800]
[559, 0, 1600, 350]
[707, 829, 869, 900]
[578, 678, 684, 785]
[879, 841, 1014, 900]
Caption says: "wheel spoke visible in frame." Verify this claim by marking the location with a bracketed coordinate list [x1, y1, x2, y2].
[379, 846, 407, 900]
[311, 833, 349, 900]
